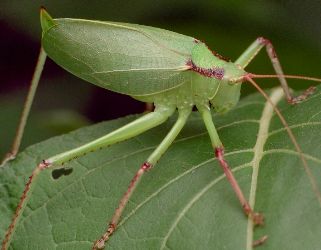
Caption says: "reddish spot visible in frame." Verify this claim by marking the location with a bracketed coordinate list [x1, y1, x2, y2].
[108, 223, 116, 231]
[141, 162, 152, 171]
[257, 37, 277, 59]
[257, 36, 270, 45]
[186, 60, 224, 80]
[242, 203, 252, 216]
[39, 160, 50, 170]
[214, 147, 224, 159]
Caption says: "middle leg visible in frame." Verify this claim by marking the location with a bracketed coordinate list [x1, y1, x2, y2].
[93, 107, 192, 250]
[197, 104, 263, 225]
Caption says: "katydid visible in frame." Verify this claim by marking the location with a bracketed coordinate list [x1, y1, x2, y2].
[2, 8, 321, 250]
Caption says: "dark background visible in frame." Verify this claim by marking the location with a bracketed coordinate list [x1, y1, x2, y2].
[1, 0, 320, 158]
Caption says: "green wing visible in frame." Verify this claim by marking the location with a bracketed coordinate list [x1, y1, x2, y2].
[42, 18, 195, 96]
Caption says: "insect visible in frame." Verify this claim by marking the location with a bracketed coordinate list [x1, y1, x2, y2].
[2, 8, 321, 250]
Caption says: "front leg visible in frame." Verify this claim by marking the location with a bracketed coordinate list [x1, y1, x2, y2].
[235, 37, 315, 104]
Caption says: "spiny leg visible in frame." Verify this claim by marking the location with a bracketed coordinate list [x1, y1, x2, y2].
[1, 48, 47, 165]
[197, 104, 264, 225]
[93, 107, 192, 250]
[1, 106, 174, 250]
[235, 37, 315, 104]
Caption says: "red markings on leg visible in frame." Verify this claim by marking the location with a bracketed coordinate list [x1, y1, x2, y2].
[288, 86, 316, 104]
[92, 223, 116, 250]
[108, 223, 116, 232]
[2, 161, 50, 249]
[215, 147, 264, 226]
[214, 147, 224, 158]
[141, 162, 152, 171]
[93, 239, 105, 250]
[254, 36, 317, 105]
[93, 162, 153, 249]
[39, 160, 50, 169]
[257, 37, 270, 46]
[257, 37, 277, 59]
[253, 235, 268, 247]
[114, 162, 152, 217]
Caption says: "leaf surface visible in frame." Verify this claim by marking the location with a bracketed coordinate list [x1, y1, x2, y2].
[1, 86, 321, 250]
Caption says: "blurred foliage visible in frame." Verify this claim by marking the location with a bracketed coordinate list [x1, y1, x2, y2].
[0, 0, 320, 157]
[0, 94, 90, 158]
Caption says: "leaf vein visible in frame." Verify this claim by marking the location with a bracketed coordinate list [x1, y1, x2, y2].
[246, 88, 284, 250]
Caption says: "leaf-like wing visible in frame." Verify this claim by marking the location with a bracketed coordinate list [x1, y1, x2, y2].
[42, 19, 195, 96]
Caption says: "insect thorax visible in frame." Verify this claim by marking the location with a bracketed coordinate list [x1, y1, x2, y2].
[134, 43, 242, 113]
[133, 73, 222, 110]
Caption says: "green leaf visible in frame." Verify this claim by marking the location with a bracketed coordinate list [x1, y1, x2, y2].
[1, 86, 321, 250]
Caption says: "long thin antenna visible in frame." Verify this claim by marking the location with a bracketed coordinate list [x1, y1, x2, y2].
[245, 76, 321, 205]
[249, 73, 321, 83]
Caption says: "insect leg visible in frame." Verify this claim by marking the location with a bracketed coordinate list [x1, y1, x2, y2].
[1, 48, 47, 165]
[47, 105, 175, 165]
[197, 104, 264, 225]
[93, 107, 191, 250]
[2, 105, 175, 250]
[235, 37, 315, 104]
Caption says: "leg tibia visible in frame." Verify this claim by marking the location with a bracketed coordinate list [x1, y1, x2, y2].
[93, 108, 191, 249]
[93, 162, 151, 250]
[236, 37, 315, 104]
[257, 37, 293, 102]
[2, 160, 51, 249]
[215, 148, 263, 226]
[1, 48, 47, 165]
[198, 105, 263, 225]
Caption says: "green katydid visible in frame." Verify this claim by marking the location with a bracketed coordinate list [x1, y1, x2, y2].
[2, 8, 321, 250]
